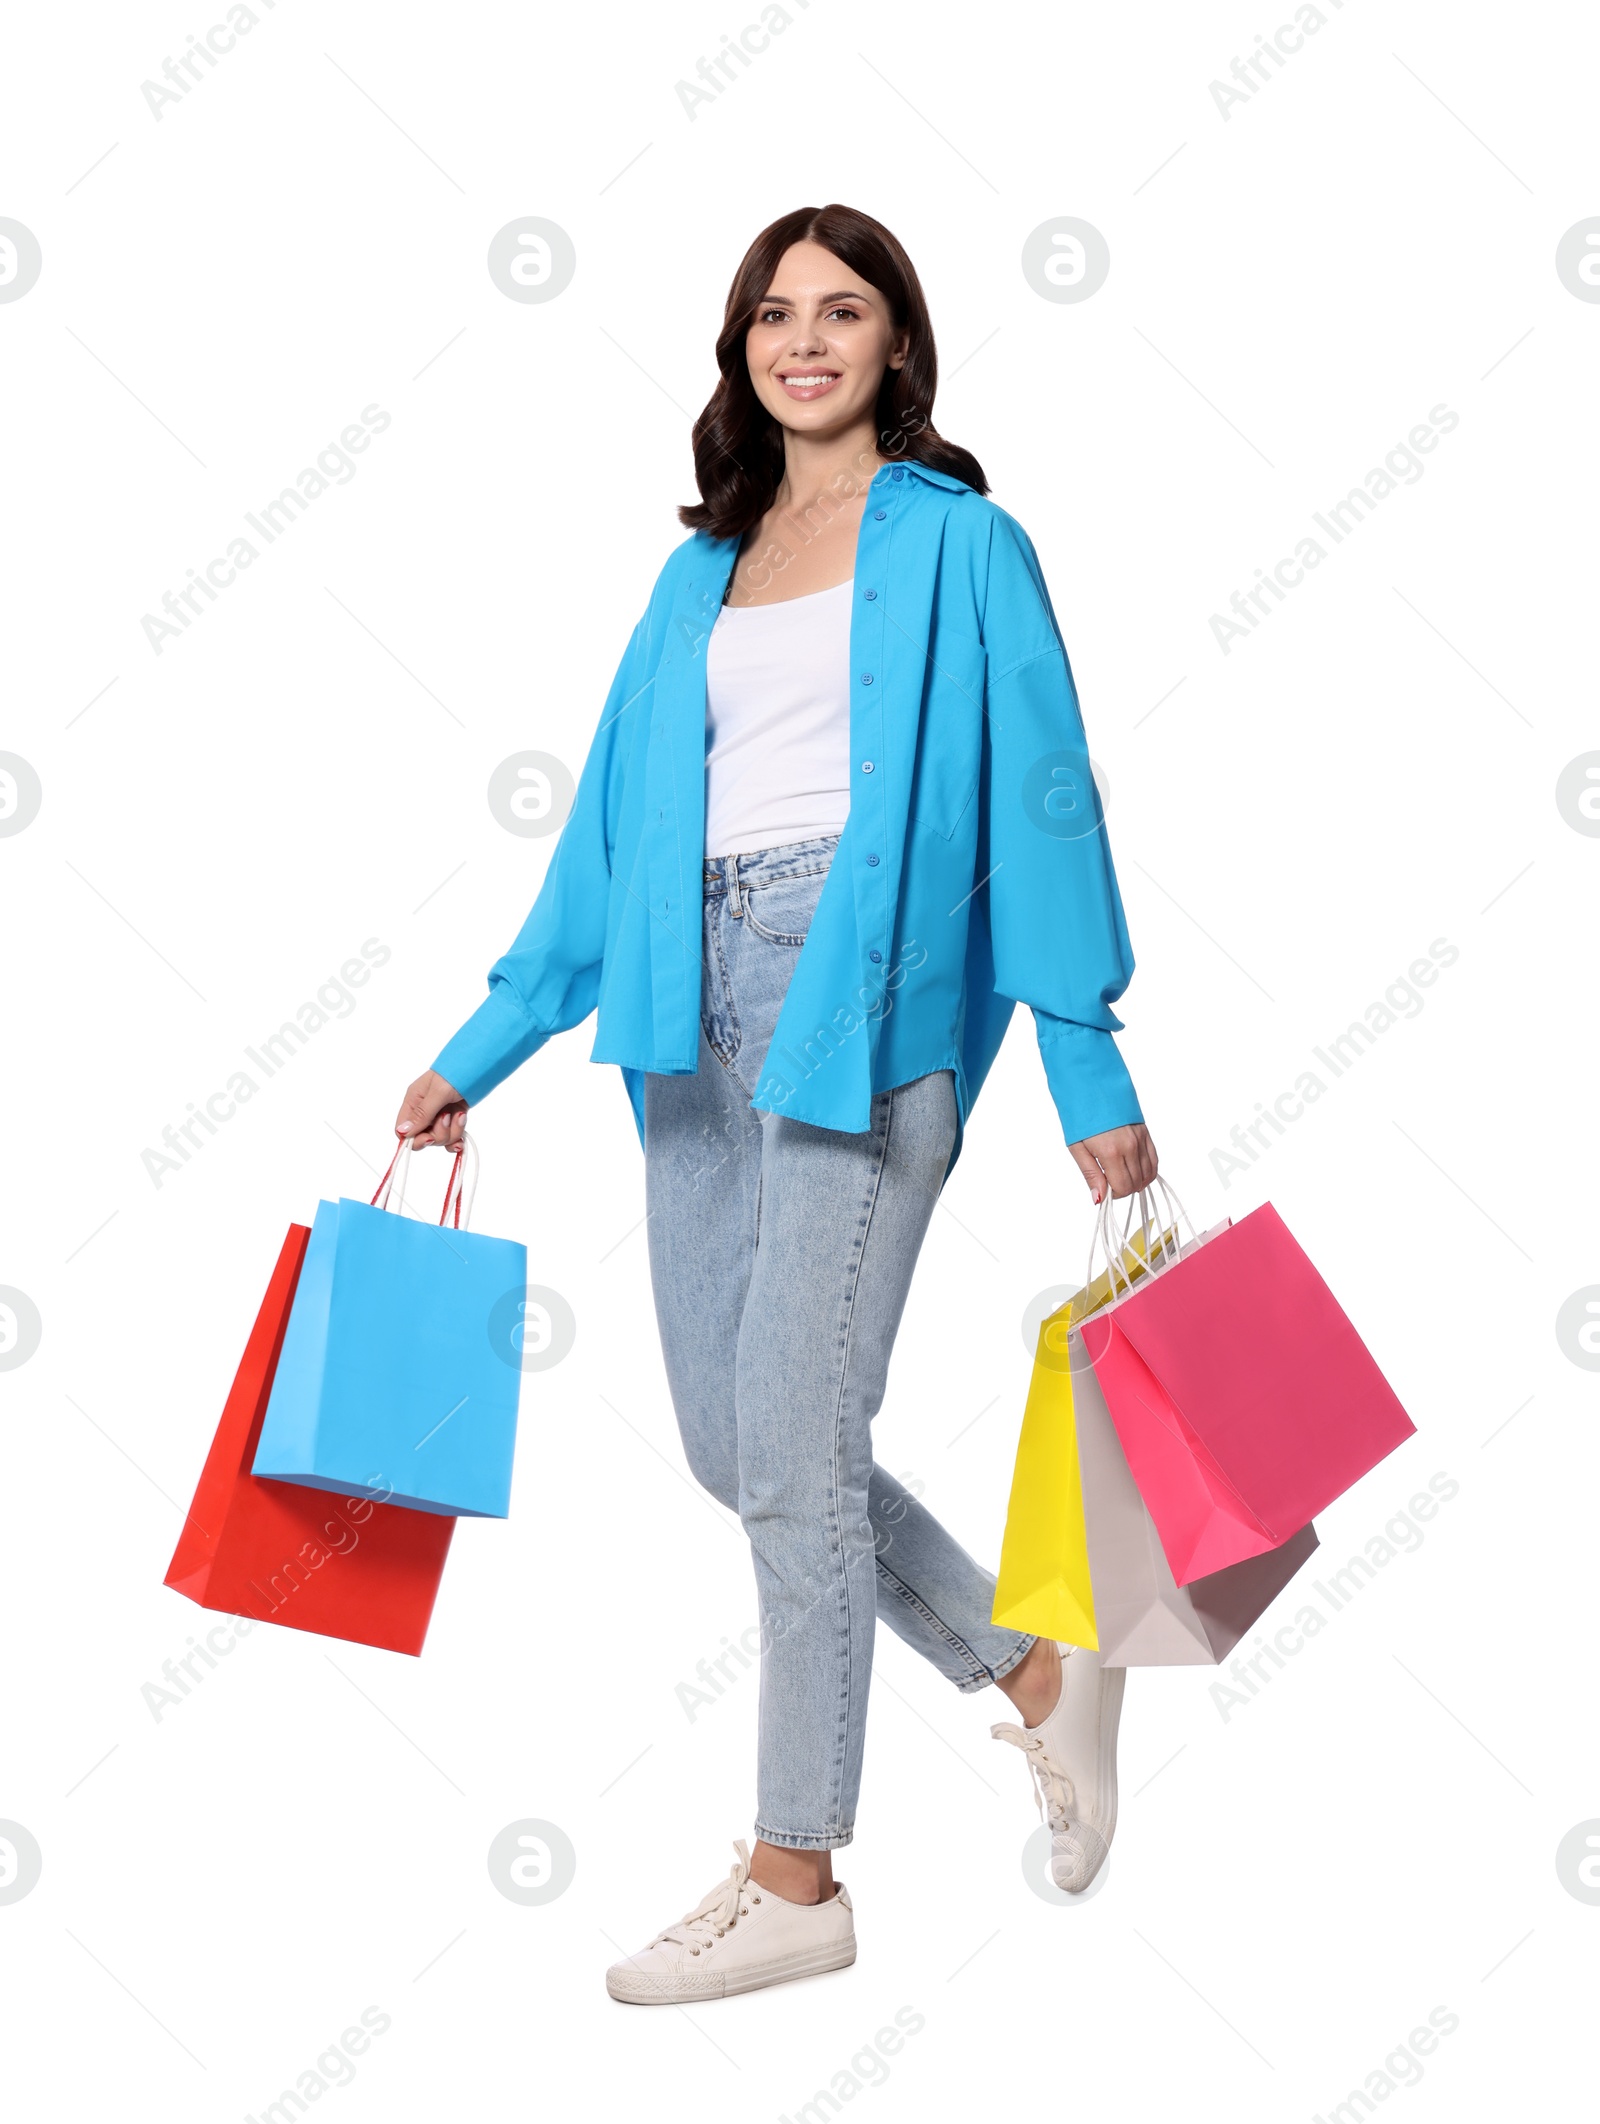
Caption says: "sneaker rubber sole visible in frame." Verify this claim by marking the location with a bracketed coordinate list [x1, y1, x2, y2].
[606, 1935, 857, 2005]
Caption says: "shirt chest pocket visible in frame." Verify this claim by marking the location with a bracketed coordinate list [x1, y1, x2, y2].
[908, 634, 986, 840]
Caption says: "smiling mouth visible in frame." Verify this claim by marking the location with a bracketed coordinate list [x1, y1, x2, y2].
[777, 371, 842, 399]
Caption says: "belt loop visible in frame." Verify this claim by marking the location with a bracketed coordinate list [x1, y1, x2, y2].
[728, 851, 742, 918]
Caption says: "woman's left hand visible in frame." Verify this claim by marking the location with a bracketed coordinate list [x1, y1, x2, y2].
[1069, 1124, 1158, 1203]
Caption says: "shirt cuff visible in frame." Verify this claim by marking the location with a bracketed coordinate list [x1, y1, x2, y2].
[1035, 1021, 1143, 1146]
[430, 986, 550, 1110]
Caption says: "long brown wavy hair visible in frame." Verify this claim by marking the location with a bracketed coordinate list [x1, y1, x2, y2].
[678, 204, 989, 540]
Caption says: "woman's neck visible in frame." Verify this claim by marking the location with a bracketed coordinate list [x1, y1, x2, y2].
[773, 423, 885, 515]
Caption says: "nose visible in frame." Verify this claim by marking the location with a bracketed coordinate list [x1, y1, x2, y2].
[786, 318, 828, 359]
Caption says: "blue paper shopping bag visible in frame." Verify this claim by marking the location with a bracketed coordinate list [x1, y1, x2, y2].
[252, 1138, 527, 1517]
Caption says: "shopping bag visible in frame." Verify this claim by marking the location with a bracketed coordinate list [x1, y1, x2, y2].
[252, 1139, 526, 1518]
[1071, 1337, 1319, 1664]
[164, 1224, 455, 1655]
[994, 1214, 1318, 1662]
[1080, 1185, 1415, 1586]
[991, 1226, 1175, 1642]
[989, 1329, 1096, 1644]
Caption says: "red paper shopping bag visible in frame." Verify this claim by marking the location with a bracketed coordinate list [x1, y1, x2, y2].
[1080, 1203, 1414, 1586]
[164, 1225, 455, 1655]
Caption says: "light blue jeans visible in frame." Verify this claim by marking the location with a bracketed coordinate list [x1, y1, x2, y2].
[644, 835, 1035, 1850]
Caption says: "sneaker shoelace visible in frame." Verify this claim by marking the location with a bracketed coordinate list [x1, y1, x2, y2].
[651, 1839, 759, 1957]
[991, 1723, 1077, 1836]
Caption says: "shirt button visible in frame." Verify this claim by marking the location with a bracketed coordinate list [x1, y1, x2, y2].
[860, 672, 874, 685]
[863, 589, 877, 601]
[873, 509, 886, 520]
[891, 467, 904, 481]
[860, 760, 875, 774]
[865, 853, 879, 866]
[869, 950, 883, 963]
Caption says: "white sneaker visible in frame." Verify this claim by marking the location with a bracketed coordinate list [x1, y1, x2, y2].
[992, 1643, 1125, 1891]
[605, 1839, 857, 2004]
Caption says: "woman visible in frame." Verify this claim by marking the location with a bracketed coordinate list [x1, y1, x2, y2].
[395, 204, 1158, 2003]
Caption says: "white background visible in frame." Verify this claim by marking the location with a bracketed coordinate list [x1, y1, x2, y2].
[3, 1, 1597, 2117]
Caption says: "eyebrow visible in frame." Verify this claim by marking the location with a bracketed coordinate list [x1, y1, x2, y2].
[757, 290, 873, 308]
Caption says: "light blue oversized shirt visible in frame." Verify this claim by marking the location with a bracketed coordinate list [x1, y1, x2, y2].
[433, 459, 1143, 1170]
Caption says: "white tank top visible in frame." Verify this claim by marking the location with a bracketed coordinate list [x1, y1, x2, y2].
[703, 578, 854, 858]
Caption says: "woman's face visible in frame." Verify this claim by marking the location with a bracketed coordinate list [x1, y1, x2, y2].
[744, 241, 908, 443]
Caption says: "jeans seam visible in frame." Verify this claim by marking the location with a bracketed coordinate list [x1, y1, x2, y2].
[702, 906, 742, 1071]
[819, 1085, 895, 1841]
[872, 1555, 994, 1687]
[752, 1822, 855, 1852]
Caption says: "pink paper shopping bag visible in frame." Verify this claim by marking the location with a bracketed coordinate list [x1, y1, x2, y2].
[1079, 1195, 1415, 1587]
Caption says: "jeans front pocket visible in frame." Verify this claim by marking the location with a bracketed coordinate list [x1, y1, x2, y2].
[742, 868, 828, 946]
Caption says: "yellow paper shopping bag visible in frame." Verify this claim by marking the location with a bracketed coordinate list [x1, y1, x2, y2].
[991, 1339, 1097, 1643]
[990, 1228, 1175, 1644]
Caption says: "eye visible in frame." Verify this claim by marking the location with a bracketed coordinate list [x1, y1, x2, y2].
[826, 306, 861, 322]
[757, 306, 789, 324]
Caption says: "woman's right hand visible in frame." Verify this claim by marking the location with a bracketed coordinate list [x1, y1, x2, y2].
[395, 1070, 468, 1151]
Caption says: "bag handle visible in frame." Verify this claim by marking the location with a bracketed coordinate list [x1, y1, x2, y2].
[371, 1133, 480, 1230]
[1088, 1190, 1146, 1308]
[440, 1133, 480, 1230]
[1084, 1173, 1197, 1309]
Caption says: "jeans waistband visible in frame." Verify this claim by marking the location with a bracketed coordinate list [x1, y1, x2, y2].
[703, 833, 841, 895]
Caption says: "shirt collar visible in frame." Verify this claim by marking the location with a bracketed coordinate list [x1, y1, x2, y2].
[701, 457, 972, 557]
[881, 458, 970, 492]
